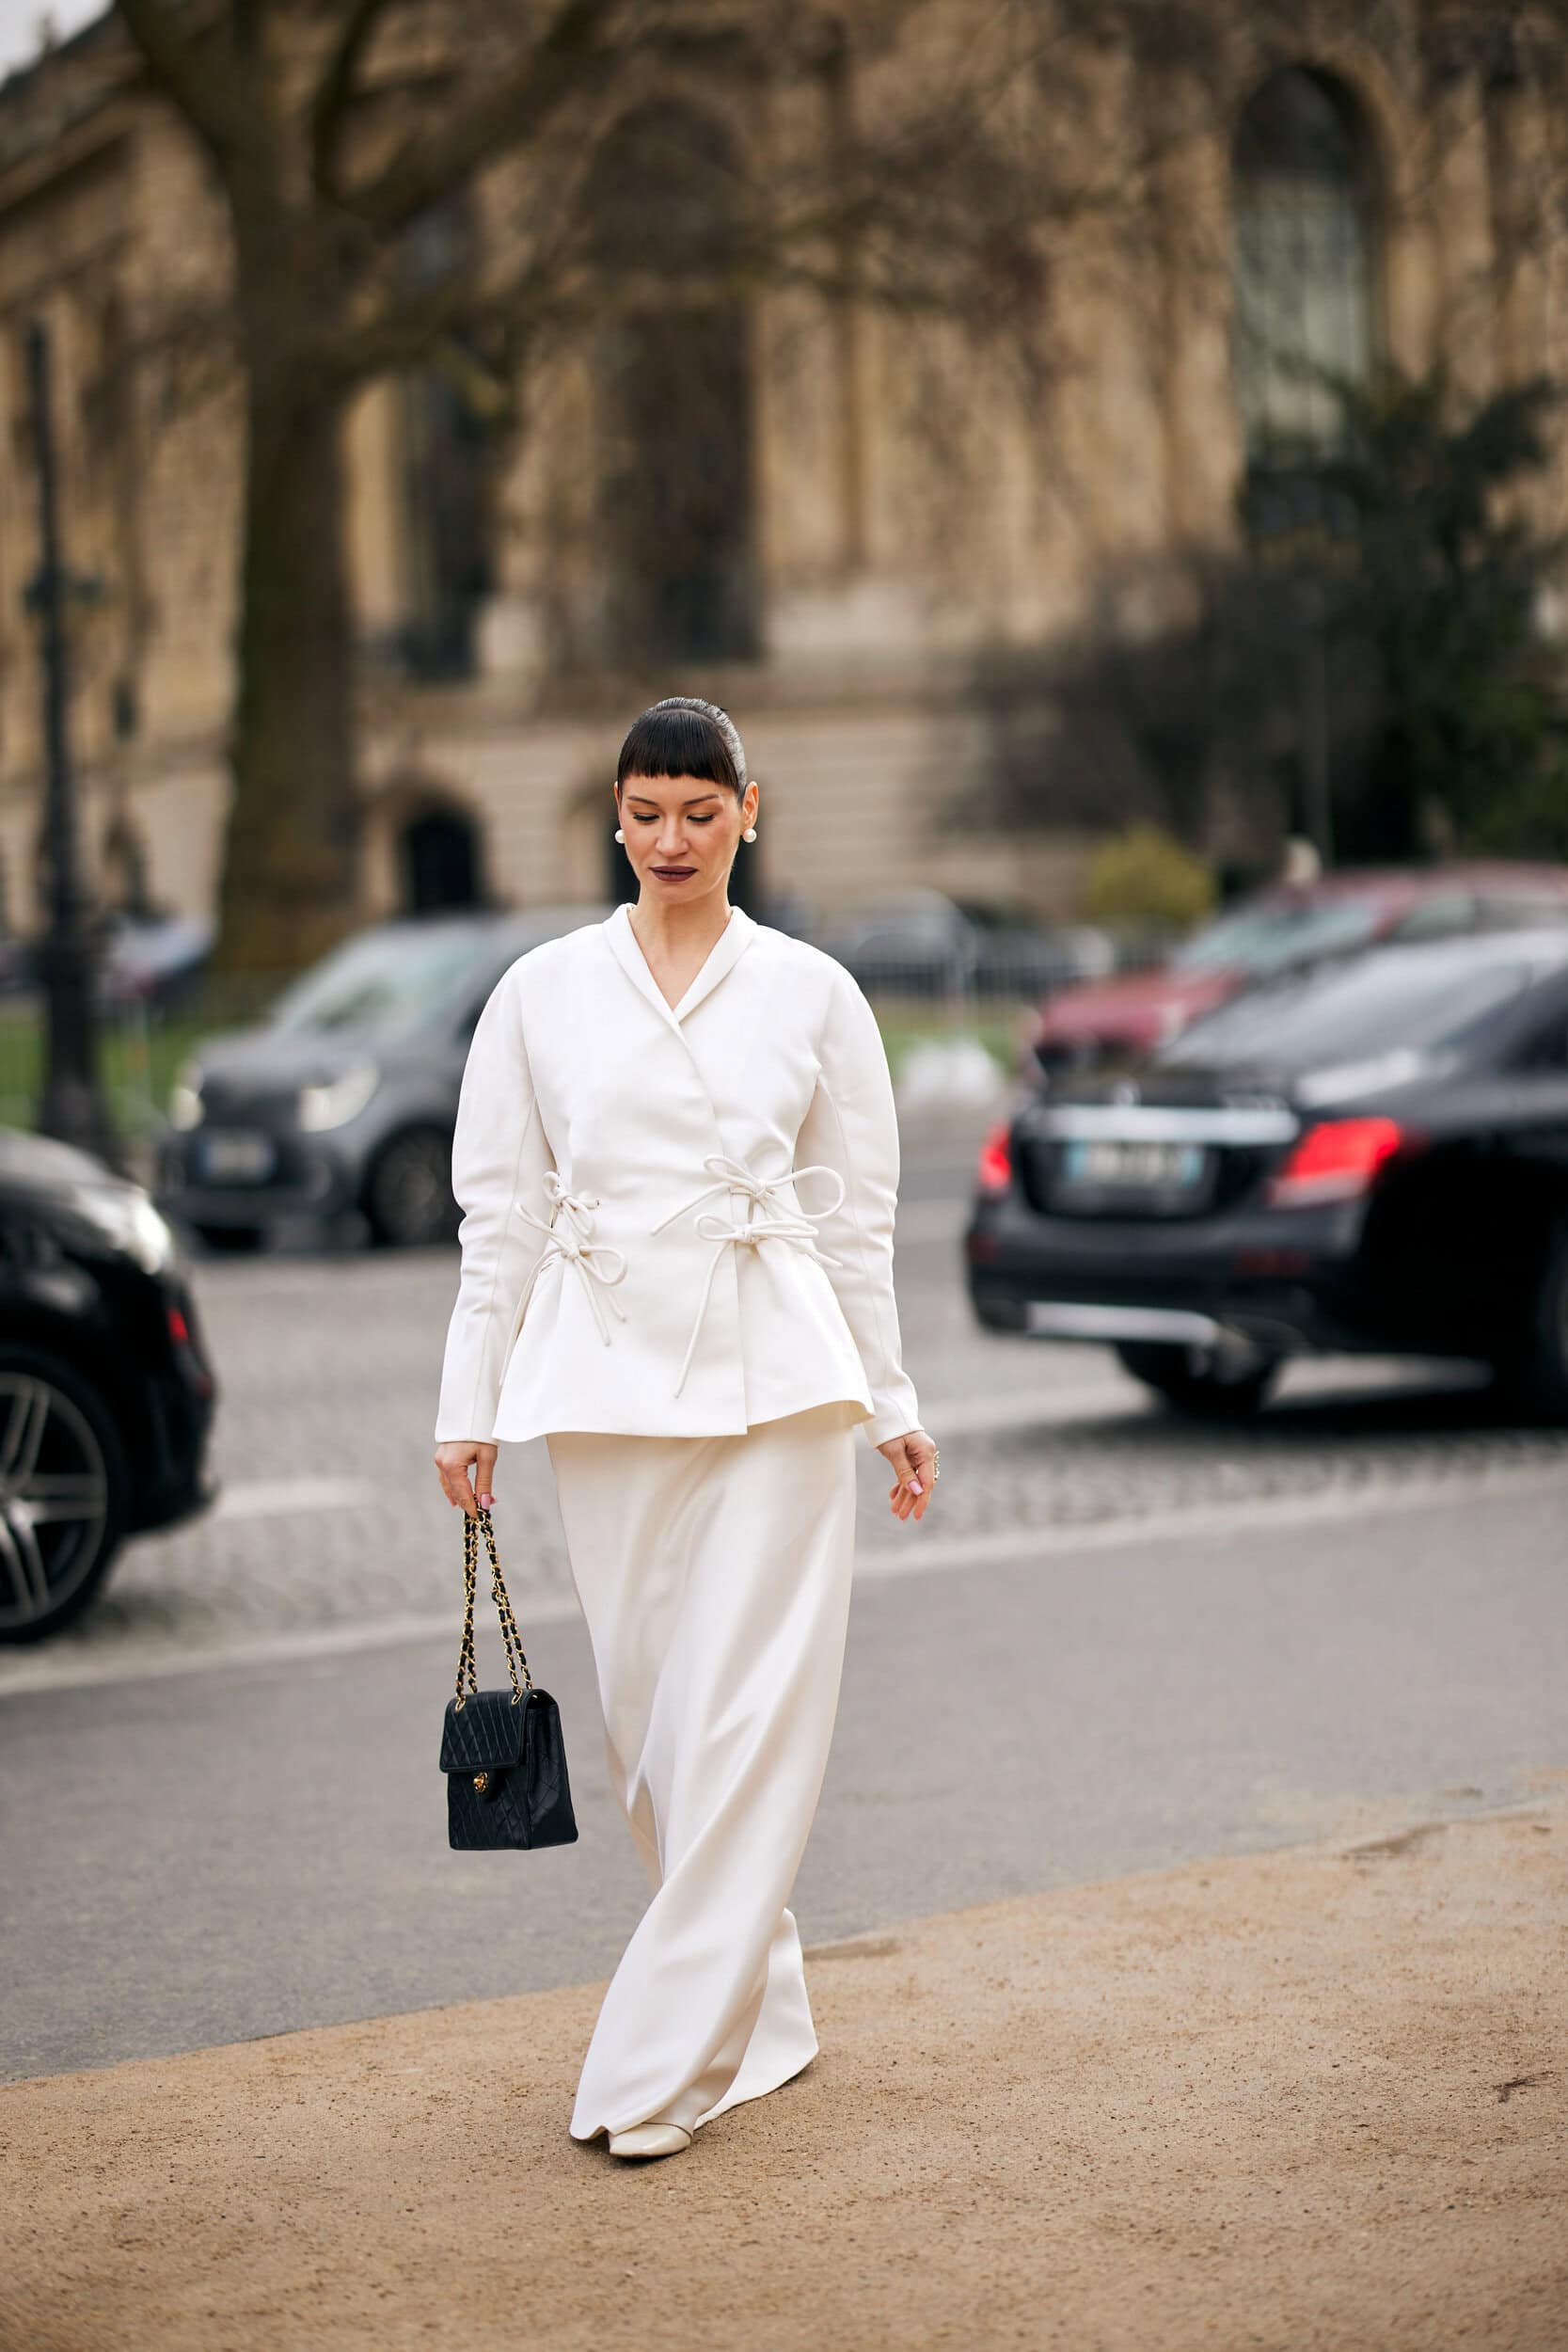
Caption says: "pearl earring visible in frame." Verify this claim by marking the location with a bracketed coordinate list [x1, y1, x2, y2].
[742, 825, 757, 842]
[614, 827, 626, 843]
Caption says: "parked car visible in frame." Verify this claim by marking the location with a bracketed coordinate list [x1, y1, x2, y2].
[97, 910, 215, 1009]
[0, 1128, 216, 1642]
[7, 912, 215, 1011]
[156, 905, 610, 1251]
[809, 889, 1116, 1001]
[1031, 863, 1568, 1072]
[967, 927, 1568, 1420]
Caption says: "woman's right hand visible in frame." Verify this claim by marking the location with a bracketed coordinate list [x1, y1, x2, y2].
[434, 1440, 498, 1516]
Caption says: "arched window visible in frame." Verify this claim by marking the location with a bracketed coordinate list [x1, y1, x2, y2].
[584, 101, 757, 664]
[399, 803, 483, 913]
[396, 202, 494, 681]
[1233, 69, 1379, 463]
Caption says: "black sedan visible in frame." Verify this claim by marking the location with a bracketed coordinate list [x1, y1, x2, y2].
[157, 904, 608, 1250]
[0, 1129, 217, 1641]
[965, 929, 1568, 1420]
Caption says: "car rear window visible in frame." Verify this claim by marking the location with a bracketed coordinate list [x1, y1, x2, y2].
[1474, 895, 1568, 930]
[1159, 948, 1543, 1070]
[1170, 898, 1385, 977]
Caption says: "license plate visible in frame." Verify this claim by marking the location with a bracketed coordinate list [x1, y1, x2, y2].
[198, 1129, 277, 1183]
[1060, 1138, 1205, 1189]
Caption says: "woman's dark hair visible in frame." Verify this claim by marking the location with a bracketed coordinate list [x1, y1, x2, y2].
[615, 697, 747, 801]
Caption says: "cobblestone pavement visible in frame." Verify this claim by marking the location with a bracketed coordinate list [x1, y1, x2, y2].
[5, 1124, 1566, 1684]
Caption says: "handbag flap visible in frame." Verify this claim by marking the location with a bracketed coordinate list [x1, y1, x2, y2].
[440, 1689, 530, 1774]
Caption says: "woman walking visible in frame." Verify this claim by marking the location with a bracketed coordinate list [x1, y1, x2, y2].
[433, 696, 938, 2161]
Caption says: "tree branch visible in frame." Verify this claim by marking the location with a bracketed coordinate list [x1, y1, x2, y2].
[309, 0, 402, 199]
[113, 0, 254, 159]
[325, 245, 570, 385]
[343, 0, 632, 235]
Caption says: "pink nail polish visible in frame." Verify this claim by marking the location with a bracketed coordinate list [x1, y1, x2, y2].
[908, 1478, 923, 1493]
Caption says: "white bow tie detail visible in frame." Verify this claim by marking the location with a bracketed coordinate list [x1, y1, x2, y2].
[649, 1152, 846, 1398]
[513, 1172, 629, 1346]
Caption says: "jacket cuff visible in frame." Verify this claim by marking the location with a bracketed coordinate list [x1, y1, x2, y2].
[434, 1406, 496, 1445]
[861, 1404, 924, 1449]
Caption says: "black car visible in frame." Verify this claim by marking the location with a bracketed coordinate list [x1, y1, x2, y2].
[966, 929, 1568, 1420]
[0, 1130, 217, 1641]
[157, 904, 609, 1250]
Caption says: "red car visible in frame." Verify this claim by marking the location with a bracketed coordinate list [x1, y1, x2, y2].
[1031, 864, 1568, 1073]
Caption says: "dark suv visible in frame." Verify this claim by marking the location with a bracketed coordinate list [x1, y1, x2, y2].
[156, 905, 609, 1250]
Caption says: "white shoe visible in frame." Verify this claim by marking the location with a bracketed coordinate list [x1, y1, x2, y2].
[607, 2122, 693, 2160]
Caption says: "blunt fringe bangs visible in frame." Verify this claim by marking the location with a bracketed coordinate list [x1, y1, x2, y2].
[616, 702, 743, 799]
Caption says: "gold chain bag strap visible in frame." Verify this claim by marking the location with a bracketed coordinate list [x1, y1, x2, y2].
[437, 1507, 578, 1851]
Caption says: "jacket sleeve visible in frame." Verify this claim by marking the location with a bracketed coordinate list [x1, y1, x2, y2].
[433, 965, 557, 1443]
[795, 962, 923, 1449]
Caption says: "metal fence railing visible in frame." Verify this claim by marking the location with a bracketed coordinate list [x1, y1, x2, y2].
[0, 929, 1176, 1166]
[850, 931, 1170, 1096]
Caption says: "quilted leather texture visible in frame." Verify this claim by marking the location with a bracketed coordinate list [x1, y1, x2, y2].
[442, 1686, 579, 1851]
[439, 1689, 526, 1774]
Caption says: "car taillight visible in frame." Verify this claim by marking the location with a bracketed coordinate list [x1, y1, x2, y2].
[976, 1120, 1013, 1193]
[168, 1300, 214, 1398]
[1266, 1117, 1408, 1208]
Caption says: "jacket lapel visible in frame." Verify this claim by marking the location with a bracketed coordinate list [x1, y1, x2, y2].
[603, 902, 757, 1027]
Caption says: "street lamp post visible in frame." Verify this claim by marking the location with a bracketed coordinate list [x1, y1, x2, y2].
[1293, 572, 1335, 870]
[24, 317, 119, 1169]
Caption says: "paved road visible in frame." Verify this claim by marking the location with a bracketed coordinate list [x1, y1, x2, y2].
[3, 1121, 1566, 2081]
[1, 1125, 1564, 1690]
[3, 1473, 1563, 2082]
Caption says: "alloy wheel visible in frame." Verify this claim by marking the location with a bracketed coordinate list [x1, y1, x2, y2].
[0, 1372, 111, 1635]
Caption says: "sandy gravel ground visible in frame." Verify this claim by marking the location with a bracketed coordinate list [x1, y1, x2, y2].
[3, 1790, 1563, 2352]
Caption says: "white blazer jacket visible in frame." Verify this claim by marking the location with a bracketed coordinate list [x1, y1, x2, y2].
[433, 900, 923, 1450]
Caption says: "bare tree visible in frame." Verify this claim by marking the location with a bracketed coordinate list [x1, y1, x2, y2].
[109, 0, 1568, 968]
[109, 0, 1099, 971]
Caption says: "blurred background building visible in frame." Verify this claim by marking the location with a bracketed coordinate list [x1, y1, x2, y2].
[0, 1, 1565, 947]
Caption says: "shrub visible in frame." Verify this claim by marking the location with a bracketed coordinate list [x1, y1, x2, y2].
[1082, 824, 1217, 930]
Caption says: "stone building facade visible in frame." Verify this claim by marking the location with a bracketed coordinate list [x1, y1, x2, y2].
[0, 2, 1564, 947]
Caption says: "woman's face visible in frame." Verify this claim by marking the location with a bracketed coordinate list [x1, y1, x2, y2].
[616, 771, 758, 902]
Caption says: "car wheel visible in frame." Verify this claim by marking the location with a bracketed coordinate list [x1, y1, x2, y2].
[363, 1126, 458, 1248]
[1115, 1341, 1281, 1420]
[192, 1222, 264, 1254]
[1491, 1223, 1568, 1424]
[0, 1345, 130, 1644]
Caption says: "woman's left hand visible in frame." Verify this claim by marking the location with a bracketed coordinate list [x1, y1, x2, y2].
[878, 1428, 938, 1522]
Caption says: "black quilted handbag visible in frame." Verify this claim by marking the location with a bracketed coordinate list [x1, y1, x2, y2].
[439, 1507, 578, 1851]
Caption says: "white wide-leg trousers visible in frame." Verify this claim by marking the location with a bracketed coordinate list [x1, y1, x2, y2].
[546, 1398, 861, 2141]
